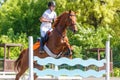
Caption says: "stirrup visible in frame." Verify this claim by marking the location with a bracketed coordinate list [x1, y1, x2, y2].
[39, 49, 45, 53]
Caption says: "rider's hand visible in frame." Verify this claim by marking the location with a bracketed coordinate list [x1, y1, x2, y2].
[48, 20, 52, 23]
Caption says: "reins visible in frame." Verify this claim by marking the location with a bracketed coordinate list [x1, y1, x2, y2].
[55, 28, 66, 38]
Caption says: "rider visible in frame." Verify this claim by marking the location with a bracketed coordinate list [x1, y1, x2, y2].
[39, 1, 57, 53]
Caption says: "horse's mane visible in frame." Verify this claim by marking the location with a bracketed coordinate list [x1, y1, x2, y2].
[52, 11, 68, 28]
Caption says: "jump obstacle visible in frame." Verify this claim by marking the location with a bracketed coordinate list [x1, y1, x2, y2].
[28, 36, 110, 80]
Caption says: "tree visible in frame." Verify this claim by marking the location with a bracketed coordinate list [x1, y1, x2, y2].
[0, 0, 48, 37]
[0, 0, 120, 69]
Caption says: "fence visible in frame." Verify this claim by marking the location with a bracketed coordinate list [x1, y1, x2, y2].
[28, 36, 110, 80]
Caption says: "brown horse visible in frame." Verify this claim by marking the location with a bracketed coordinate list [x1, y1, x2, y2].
[14, 10, 77, 80]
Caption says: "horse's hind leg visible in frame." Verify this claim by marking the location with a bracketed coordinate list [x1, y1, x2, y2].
[15, 66, 28, 80]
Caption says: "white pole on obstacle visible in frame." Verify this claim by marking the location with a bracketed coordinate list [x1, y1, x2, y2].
[106, 36, 110, 80]
[29, 36, 34, 80]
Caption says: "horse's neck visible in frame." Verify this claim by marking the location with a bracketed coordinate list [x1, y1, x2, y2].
[45, 14, 69, 53]
[56, 26, 66, 35]
[56, 17, 67, 35]
[52, 12, 68, 35]
[45, 17, 68, 54]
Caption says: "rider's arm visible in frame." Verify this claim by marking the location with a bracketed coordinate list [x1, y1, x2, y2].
[39, 17, 52, 23]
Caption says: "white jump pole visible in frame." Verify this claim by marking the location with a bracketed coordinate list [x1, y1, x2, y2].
[106, 36, 110, 80]
[29, 36, 34, 80]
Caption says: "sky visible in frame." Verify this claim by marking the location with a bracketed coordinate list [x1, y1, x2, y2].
[0, 0, 4, 3]
[0, 0, 4, 7]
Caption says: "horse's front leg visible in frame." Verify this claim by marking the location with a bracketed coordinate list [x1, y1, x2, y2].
[61, 41, 73, 58]
[65, 42, 72, 54]
[34, 61, 44, 80]
[62, 37, 73, 54]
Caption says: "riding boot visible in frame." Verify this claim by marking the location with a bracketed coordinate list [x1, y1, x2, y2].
[39, 37, 45, 53]
[39, 33, 49, 53]
[44, 33, 49, 42]
[37, 37, 40, 42]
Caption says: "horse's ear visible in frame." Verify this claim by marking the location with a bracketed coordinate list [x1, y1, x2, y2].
[69, 10, 72, 14]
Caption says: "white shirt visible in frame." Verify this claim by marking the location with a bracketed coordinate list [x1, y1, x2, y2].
[40, 9, 57, 37]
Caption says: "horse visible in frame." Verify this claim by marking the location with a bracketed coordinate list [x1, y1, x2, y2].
[14, 10, 77, 80]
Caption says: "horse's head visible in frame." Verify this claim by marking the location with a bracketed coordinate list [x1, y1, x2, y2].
[53, 10, 78, 33]
[65, 10, 78, 33]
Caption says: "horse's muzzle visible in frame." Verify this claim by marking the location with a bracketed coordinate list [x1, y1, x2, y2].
[73, 24, 78, 34]
[73, 30, 77, 33]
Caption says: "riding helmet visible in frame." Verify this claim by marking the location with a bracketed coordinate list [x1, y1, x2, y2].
[48, 1, 56, 7]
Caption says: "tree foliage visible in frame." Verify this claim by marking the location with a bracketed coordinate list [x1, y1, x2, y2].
[0, 0, 120, 69]
[0, 28, 27, 58]
[0, 0, 48, 36]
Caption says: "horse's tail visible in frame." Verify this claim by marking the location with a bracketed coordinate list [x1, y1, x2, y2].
[14, 49, 26, 72]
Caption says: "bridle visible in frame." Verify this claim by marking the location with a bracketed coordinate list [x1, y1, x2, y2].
[67, 14, 76, 27]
